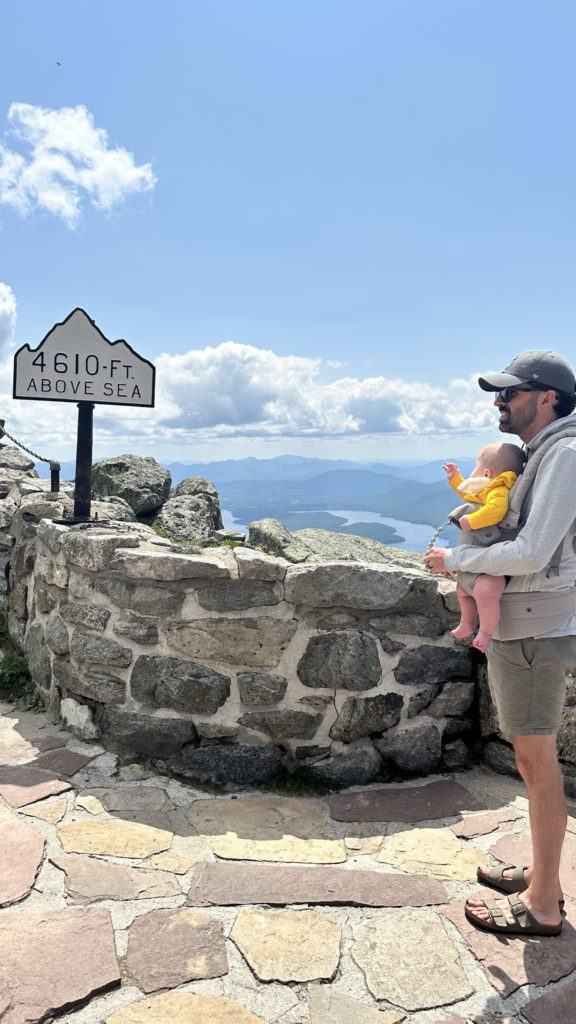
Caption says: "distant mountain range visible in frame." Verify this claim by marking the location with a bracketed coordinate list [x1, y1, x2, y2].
[37, 453, 475, 537]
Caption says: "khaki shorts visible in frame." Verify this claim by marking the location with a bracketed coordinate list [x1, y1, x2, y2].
[487, 635, 576, 737]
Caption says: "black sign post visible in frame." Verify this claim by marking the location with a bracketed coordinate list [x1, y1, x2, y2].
[13, 309, 156, 524]
[74, 402, 95, 519]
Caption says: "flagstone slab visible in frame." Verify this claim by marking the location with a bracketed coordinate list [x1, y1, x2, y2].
[490, 832, 576, 900]
[106, 993, 267, 1024]
[58, 819, 173, 858]
[450, 808, 524, 839]
[521, 979, 576, 1023]
[443, 898, 576, 997]
[75, 794, 105, 814]
[308, 985, 406, 1023]
[329, 780, 481, 823]
[27, 748, 92, 776]
[186, 795, 345, 863]
[22, 796, 67, 823]
[352, 910, 473, 1009]
[51, 854, 181, 902]
[142, 850, 198, 874]
[33, 734, 68, 752]
[126, 907, 228, 992]
[0, 906, 120, 1024]
[89, 786, 171, 812]
[0, 733, 39, 765]
[344, 825, 385, 854]
[0, 766, 71, 807]
[0, 818, 45, 906]
[187, 861, 447, 907]
[377, 827, 487, 880]
[231, 908, 341, 981]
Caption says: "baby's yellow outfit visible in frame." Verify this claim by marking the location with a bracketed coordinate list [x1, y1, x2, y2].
[448, 470, 518, 529]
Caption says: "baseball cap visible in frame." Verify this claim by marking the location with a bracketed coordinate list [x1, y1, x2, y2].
[478, 350, 576, 394]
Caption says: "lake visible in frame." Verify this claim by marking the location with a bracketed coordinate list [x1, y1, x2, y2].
[221, 507, 455, 553]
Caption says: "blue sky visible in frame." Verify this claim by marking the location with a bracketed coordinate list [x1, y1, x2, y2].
[1, 1, 574, 464]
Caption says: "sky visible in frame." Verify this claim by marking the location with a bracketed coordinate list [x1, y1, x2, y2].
[1, 1, 575, 466]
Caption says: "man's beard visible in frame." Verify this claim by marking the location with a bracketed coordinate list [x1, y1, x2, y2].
[498, 394, 538, 436]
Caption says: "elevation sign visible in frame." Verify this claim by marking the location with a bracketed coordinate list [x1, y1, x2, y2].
[13, 308, 155, 407]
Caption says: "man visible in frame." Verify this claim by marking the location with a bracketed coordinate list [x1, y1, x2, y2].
[425, 350, 576, 937]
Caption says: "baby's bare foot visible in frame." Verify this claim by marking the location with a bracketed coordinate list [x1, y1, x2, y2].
[451, 622, 474, 640]
[473, 630, 492, 653]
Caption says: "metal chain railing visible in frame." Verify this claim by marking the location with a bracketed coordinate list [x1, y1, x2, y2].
[0, 419, 60, 491]
[427, 519, 451, 550]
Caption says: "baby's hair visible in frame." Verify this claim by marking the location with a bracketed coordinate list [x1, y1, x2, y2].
[479, 442, 526, 476]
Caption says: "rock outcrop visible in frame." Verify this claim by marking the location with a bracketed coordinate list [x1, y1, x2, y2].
[249, 519, 424, 567]
[91, 455, 171, 515]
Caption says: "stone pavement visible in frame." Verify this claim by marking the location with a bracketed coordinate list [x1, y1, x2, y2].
[2, 703, 576, 1024]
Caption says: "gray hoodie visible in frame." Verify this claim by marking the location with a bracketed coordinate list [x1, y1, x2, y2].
[444, 412, 576, 637]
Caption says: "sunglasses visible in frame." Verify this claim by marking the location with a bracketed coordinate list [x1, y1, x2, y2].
[495, 385, 544, 402]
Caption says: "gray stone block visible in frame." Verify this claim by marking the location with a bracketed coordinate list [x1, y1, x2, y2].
[60, 601, 111, 631]
[24, 621, 51, 689]
[102, 706, 196, 757]
[294, 745, 331, 761]
[234, 547, 287, 581]
[195, 580, 283, 612]
[482, 740, 519, 778]
[164, 616, 297, 668]
[131, 655, 230, 715]
[196, 721, 239, 741]
[45, 614, 70, 655]
[53, 658, 126, 705]
[70, 630, 133, 668]
[285, 563, 421, 610]
[61, 531, 140, 572]
[298, 631, 381, 691]
[237, 672, 288, 705]
[375, 721, 443, 774]
[442, 740, 473, 770]
[238, 709, 323, 740]
[407, 686, 440, 718]
[329, 693, 403, 742]
[427, 680, 475, 718]
[394, 645, 473, 686]
[34, 582, 57, 614]
[308, 750, 380, 787]
[113, 612, 159, 645]
[369, 613, 444, 637]
[94, 574, 185, 615]
[170, 743, 283, 789]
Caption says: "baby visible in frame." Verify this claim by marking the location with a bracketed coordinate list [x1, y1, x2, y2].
[443, 442, 526, 652]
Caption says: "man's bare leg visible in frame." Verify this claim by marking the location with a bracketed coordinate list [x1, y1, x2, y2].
[468, 734, 564, 927]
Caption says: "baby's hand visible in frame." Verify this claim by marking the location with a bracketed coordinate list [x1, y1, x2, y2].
[442, 462, 459, 480]
[459, 515, 472, 532]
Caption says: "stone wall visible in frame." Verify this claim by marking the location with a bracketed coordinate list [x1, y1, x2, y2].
[5, 444, 574, 791]
[1, 451, 485, 788]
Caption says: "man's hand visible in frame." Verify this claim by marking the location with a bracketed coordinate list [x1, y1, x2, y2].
[442, 462, 459, 480]
[424, 547, 449, 574]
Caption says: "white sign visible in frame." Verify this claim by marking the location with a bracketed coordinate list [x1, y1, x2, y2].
[13, 308, 155, 407]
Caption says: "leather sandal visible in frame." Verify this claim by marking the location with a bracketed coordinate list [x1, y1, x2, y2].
[465, 894, 562, 936]
[477, 862, 565, 908]
[477, 863, 529, 894]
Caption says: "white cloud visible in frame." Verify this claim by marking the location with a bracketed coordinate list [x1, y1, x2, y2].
[0, 103, 156, 227]
[0, 282, 16, 356]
